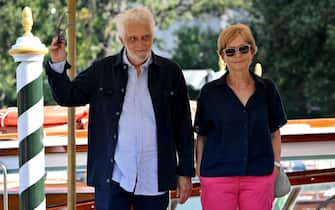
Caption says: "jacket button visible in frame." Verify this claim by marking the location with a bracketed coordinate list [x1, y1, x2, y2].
[115, 112, 120, 116]
[120, 88, 125, 93]
[99, 87, 103, 91]
[195, 125, 200, 133]
[170, 91, 175, 96]
[113, 134, 117, 139]
[123, 65, 127, 70]
[110, 158, 114, 163]
[106, 178, 110, 183]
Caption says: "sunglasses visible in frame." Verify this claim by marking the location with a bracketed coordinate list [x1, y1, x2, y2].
[222, 44, 251, 57]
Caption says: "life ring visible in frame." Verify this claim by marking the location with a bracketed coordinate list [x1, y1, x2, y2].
[0, 105, 89, 127]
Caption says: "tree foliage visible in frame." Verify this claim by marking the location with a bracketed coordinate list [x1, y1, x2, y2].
[0, 0, 245, 107]
[172, 26, 219, 71]
[249, 0, 335, 118]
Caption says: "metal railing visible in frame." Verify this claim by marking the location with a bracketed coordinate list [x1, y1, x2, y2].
[317, 194, 335, 210]
[0, 162, 8, 210]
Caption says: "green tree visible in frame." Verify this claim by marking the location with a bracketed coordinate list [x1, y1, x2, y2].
[0, 0, 245, 107]
[172, 26, 219, 71]
[0, 1, 72, 107]
[249, 0, 335, 118]
[171, 0, 248, 70]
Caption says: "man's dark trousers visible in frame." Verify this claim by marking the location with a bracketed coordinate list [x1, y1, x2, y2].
[95, 181, 169, 210]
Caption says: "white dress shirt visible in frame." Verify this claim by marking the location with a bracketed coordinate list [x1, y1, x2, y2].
[112, 51, 163, 195]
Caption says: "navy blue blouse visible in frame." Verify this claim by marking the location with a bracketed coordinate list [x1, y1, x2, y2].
[194, 71, 287, 177]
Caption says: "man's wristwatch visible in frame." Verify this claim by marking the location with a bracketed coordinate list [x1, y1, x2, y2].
[274, 161, 281, 168]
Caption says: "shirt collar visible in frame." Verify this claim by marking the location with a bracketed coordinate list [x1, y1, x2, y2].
[216, 70, 265, 87]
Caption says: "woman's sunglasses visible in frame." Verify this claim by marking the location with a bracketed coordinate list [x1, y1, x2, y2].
[222, 44, 251, 57]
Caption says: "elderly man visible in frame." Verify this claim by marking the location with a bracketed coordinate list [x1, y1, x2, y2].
[46, 6, 195, 210]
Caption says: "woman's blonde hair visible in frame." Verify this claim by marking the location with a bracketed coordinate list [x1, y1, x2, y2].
[115, 6, 155, 38]
[217, 23, 257, 56]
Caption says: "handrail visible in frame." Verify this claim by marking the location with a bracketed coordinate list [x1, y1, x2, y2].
[282, 187, 301, 210]
[282, 132, 335, 143]
[317, 194, 335, 210]
[0, 162, 8, 210]
[286, 168, 335, 186]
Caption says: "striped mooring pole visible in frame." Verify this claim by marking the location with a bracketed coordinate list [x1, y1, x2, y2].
[9, 7, 48, 210]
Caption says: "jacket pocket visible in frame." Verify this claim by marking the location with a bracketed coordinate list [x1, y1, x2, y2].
[100, 88, 113, 95]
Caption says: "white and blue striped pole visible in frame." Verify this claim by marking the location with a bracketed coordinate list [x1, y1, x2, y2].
[9, 7, 48, 210]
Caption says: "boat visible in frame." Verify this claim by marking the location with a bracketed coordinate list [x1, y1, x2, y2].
[1, 104, 335, 209]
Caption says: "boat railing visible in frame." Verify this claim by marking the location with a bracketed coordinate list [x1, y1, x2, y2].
[1, 118, 335, 210]
[317, 193, 335, 210]
[0, 162, 8, 210]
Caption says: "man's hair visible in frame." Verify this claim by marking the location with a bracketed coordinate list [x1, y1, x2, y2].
[217, 23, 258, 56]
[115, 6, 155, 38]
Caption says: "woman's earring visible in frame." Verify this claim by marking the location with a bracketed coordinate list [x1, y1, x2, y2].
[254, 63, 262, 77]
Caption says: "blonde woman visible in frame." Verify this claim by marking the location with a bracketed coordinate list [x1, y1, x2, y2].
[194, 24, 287, 210]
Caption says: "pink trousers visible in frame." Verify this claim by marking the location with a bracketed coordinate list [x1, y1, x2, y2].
[200, 169, 277, 210]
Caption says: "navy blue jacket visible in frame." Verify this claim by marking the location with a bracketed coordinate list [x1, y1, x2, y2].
[46, 49, 195, 191]
[194, 71, 287, 177]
